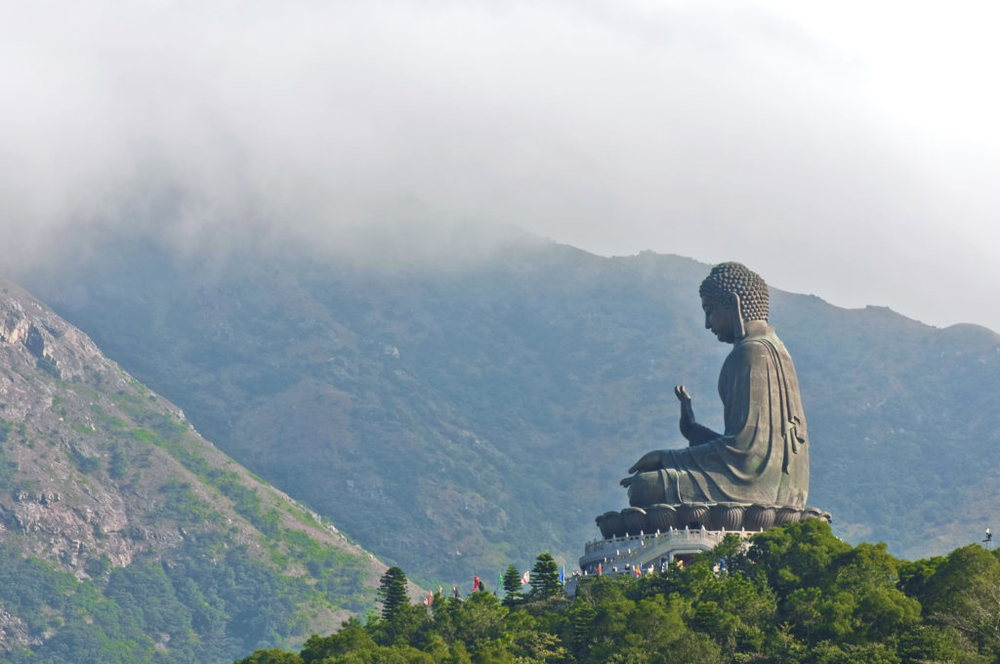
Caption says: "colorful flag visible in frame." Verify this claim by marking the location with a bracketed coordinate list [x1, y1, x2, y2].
[635, 565, 641, 577]
[521, 570, 530, 585]
[428, 590, 434, 606]
[473, 576, 481, 592]
[498, 572, 503, 592]
[559, 566, 565, 584]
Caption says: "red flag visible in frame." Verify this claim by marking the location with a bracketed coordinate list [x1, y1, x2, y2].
[473, 576, 481, 592]
[428, 590, 434, 606]
[597, 563, 602, 576]
[521, 571, 530, 585]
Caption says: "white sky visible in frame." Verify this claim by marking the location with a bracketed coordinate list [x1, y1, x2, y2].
[1, 1, 999, 332]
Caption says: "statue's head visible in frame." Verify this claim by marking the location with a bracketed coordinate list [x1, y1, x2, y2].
[698, 262, 769, 342]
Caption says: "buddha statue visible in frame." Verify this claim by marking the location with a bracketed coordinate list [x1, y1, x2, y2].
[620, 262, 809, 509]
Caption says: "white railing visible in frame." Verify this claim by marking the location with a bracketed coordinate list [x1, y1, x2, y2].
[582, 526, 750, 556]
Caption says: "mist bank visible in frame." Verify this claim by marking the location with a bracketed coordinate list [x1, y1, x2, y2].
[2, 1, 998, 331]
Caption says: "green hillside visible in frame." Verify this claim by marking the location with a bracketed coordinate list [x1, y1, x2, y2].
[0, 278, 388, 663]
[19, 236, 1000, 584]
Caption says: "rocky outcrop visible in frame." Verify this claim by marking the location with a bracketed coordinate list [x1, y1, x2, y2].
[0, 283, 134, 391]
[0, 302, 30, 346]
[0, 286, 145, 578]
[0, 609, 38, 652]
[3, 490, 134, 569]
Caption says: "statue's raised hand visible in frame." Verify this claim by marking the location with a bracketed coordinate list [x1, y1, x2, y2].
[675, 385, 696, 438]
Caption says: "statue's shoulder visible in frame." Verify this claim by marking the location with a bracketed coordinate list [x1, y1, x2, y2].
[737, 325, 772, 346]
[731, 327, 783, 361]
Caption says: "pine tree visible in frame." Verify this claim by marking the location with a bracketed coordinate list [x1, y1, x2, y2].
[568, 596, 597, 659]
[377, 566, 409, 621]
[502, 564, 524, 606]
[529, 552, 563, 600]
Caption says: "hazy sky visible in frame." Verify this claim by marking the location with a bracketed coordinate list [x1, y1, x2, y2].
[2, 1, 999, 332]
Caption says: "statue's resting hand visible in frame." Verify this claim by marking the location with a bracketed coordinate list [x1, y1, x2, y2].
[620, 450, 664, 487]
[627, 450, 664, 475]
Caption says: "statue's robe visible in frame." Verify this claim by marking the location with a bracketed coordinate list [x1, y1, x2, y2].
[628, 323, 809, 508]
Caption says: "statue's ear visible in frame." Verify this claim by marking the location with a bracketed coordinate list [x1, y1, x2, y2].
[731, 292, 747, 339]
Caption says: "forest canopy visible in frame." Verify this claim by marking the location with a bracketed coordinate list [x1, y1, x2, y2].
[236, 521, 1000, 664]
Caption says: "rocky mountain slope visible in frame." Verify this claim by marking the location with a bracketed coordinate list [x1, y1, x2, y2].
[0, 277, 388, 664]
[18, 236, 1000, 585]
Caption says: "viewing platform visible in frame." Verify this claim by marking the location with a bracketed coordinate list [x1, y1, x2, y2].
[578, 526, 749, 577]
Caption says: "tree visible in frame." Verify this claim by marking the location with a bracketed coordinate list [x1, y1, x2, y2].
[300, 618, 376, 663]
[746, 519, 851, 595]
[567, 596, 597, 659]
[378, 566, 409, 621]
[501, 565, 523, 607]
[916, 544, 1000, 657]
[234, 649, 303, 664]
[529, 553, 562, 600]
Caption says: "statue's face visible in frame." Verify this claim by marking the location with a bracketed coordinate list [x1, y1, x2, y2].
[702, 295, 737, 343]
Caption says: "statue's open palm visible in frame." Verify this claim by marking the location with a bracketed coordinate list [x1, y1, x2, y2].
[675, 385, 696, 437]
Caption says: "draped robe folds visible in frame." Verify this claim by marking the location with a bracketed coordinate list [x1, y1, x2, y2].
[627, 324, 809, 509]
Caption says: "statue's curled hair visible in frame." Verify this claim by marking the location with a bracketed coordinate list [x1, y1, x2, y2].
[699, 262, 769, 322]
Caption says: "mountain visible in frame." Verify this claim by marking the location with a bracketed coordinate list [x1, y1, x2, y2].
[18, 234, 1000, 584]
[0, 276, 390, 663]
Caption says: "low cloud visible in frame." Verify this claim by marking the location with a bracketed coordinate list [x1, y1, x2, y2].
[1, 1, 997, 330]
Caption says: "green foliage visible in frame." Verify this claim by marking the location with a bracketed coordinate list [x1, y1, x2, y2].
[36, 355, 61, 379]
[107, 443, 128, 479]
[84, 554, 111, 578]
[529, 552, 563, 601]
[67, 446, 100, 474]
[908, 544, 1000, 658]
[0, 425, 19, 488]
[378, 566, 409, 621]
[127, 417, 294, 540]
[501, 565, 523, 607]
[300, 618, 374, 663]
[0, 528, 370, 664]
[566, 596, 596, 659]
[238, 531, 1000, 664]
[234, 649, 304, 664]
[153, 479, 214, 525]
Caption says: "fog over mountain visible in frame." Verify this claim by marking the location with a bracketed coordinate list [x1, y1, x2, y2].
[2, 1, 998, 331]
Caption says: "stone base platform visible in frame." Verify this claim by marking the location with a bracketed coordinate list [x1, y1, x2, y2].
[577, 505, 832, 582]
[578, 526, 735, 578]
[594, 503, 832, 540]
